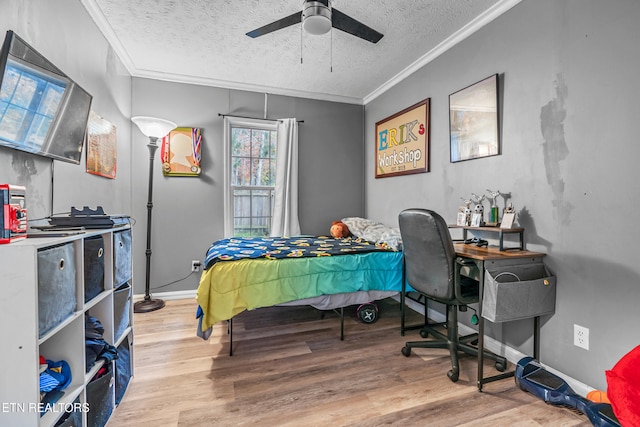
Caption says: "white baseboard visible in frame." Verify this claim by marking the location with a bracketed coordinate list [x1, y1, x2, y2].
[133, 289, 197, 302]
[394, 294, 594, 397]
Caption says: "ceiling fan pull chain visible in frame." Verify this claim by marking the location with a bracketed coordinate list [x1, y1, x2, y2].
[300, 24, 304, 64]
[330, 28, 333, 72]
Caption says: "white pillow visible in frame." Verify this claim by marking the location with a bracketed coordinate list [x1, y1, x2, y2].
[341, 217, 402, 250]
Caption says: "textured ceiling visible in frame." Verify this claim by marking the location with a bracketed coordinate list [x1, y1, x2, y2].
[82, 0, 519, 104]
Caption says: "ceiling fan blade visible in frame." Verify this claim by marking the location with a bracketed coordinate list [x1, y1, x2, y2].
[331, 8, 383, 44]
[246, 11, 302, 38]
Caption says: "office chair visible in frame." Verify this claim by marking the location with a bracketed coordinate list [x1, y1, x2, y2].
[399, 208, 507, 382]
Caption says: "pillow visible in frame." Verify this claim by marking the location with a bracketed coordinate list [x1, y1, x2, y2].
[341, 217, 377, 237]
[606, 344, 640, 427]
[341, 217, 402, 250]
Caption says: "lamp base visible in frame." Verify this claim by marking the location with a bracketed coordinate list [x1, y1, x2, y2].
[134, 297, 165, 313]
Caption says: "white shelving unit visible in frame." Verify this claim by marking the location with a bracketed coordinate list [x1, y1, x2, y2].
[0, 226, 134, 427]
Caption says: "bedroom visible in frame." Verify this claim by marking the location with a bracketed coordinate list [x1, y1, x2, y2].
[1, 0, 639, 425]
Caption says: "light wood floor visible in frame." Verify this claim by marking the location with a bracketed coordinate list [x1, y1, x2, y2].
[108, 298, 589, 427]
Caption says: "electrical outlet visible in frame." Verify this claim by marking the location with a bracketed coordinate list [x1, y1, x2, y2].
[191, 260, 201, 272]
[574, 324, 589, 350]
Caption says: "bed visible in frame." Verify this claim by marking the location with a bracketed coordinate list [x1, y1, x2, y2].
[196, 218, 406, 352]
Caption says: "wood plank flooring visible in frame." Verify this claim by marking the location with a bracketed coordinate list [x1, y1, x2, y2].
[108, 298, 590, 426]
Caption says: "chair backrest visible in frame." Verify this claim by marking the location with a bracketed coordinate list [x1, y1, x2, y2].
[399, 209, 457, 302]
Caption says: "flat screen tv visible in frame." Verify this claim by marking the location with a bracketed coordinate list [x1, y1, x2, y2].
[0, 30, 92, 164]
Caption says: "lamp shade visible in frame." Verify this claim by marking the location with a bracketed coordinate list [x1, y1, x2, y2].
[131, 116, 177, 139]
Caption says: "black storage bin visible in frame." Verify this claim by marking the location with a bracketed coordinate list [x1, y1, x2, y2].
[84, 235, 105, 303]
[53, 397, 83, 427]
[38, 243, 77, 337]
[113, 283, 131, 341]
[483, 263, 556, 322]
[86, 367, 114, 427]
[115, 335, 132, 405]
[113, 230, 132, 287]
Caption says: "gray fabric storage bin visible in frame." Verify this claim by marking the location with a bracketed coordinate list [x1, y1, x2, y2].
[86, 367, 114, 427]
[53, 397, 82, 427]
[115, 335, 132, 405]
[38, 243, 77, 337]
[483, 263, 556, 322]
[113, 282, 131, 341]
[84, 235, 105, 303]
[113, 230, 132, 287]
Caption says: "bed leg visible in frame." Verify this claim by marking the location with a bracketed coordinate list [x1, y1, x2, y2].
[340, 307, 344, 341]
[228, 318, 233, 356]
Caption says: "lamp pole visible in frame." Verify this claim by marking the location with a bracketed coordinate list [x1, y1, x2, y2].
[134, 136, 165, 313]
[131, 116, 176, 313]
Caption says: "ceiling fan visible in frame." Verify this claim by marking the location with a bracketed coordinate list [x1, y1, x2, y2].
[246, 0, 384, 44]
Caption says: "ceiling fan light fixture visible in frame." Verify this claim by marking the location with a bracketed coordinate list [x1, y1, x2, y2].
[302, 1, 332, 35]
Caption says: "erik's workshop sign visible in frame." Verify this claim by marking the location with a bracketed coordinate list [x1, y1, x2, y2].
[375, 98, 430, 178]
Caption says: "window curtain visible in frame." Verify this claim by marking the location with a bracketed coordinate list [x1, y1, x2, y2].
[271, 118, 300, 237]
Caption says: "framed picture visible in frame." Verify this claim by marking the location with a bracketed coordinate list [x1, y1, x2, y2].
[86, 111, 117, 179]
[449, 74, 500, 163]
[375, 98, 429, 178]
[160, 127, 202, 176]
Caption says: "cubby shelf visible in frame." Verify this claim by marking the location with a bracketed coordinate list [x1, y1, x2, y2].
[0, 227, 134, 427]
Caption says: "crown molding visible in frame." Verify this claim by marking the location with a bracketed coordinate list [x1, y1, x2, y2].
[362, 0, 522, 105]
[82, 0, 520, 106]
[130, 68, 364, 105]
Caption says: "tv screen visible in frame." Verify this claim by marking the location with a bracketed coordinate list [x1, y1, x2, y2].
[0, 30, 92, 164]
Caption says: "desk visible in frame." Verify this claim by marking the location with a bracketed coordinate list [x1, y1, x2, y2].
[454, 243, 546, 391]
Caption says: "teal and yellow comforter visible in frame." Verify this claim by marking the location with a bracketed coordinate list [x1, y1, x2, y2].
[196, 236, 403, 330]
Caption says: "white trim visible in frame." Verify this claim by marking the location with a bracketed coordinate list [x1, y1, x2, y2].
[133, 289, 196, 302]
[363, 0, 522, 104]
[81, 0, 520, 106]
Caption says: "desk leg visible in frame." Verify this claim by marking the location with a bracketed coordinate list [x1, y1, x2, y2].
[534, 316, 540, 360]
[477, 260, 485, 391]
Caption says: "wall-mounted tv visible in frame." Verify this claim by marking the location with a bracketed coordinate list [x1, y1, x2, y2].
[0, 30, 92, 164]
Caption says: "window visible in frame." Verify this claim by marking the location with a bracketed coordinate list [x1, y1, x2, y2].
[224, 118, 277, 237]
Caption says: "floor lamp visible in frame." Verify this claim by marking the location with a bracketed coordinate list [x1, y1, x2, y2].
[131, 116, 177, 313]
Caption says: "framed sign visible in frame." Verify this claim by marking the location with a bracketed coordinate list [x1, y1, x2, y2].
[86, 111, 117, 179]
[449, 74, 500, 163]
[160, 127, 202, 176]
[375, 98, 429, 178]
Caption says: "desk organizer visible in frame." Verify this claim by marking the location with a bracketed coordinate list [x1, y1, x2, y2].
[483, 263, 556, 322]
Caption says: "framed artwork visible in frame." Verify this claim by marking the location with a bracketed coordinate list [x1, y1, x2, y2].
[86, 111, 117, 179]
[160, 127, 202, 176]
[449, 74, 500, 163]
[375, 98, 429, 178]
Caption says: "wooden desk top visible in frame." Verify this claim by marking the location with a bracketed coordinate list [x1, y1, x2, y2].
[454, 243, 545, 261]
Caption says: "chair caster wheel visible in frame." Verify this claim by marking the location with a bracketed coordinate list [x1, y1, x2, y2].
[447, 369, 459, 382]
[495, 361, 507, 372]
[357, 303, 378, 324]
[419, 329, 428, 338]
[401, 346, 411, 357]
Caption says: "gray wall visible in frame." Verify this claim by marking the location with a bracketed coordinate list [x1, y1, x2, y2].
[0, 0, 133, 221]
[131, 77, 365, 295]
[365, 0, 640, 390]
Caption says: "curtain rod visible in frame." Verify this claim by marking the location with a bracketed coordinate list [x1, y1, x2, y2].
[218, 113, 304, 123]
